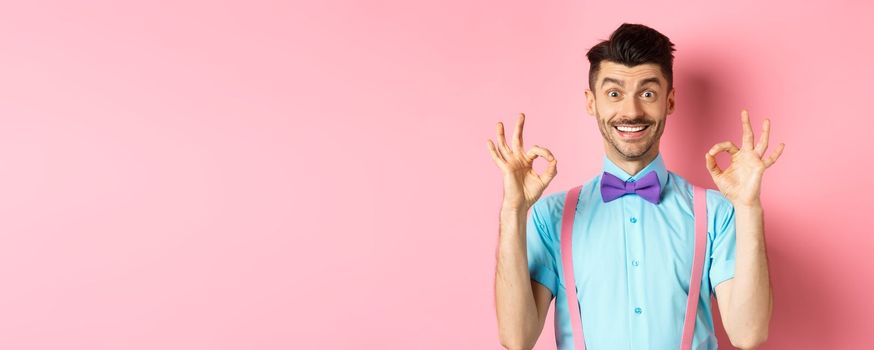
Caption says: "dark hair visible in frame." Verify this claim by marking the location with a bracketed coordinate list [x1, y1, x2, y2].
[586, 23, 676, 90]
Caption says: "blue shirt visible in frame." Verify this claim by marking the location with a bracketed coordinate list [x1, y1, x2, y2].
[527, 153, 737, 349]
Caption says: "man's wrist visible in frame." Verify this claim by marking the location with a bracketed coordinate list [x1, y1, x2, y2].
[500, 205, 528, 217]
[732, 198, 762, 210]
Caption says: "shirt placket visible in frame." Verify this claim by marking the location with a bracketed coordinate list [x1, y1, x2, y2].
[622, 186, 649, 347]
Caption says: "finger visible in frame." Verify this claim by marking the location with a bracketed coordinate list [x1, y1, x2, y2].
[741, 109, 755, 150]
[527, 145, 558, 183]
[541, 156, 558, 184]
[707, 141, 741, 156]
[705, 151, 722, 177]
[512, 113, 525, 153]
[705, 141, 740, 177]
[496, 122, 513, 159]
[524, 144, 553, 162]
[763, 142, 785, 168]
[754, 118, 771, 157]
[486, 139, 508, 170]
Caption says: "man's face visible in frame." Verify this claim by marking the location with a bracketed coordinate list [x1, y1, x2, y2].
[585, 61, 675, 161]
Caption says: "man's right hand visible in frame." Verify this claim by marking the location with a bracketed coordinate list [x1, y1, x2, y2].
[487, 113, 558, 211]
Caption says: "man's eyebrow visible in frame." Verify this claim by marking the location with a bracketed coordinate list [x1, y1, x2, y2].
[600, 77, 624, 88]
[600, 77, 662, 89]
[640, 77, 662, 87]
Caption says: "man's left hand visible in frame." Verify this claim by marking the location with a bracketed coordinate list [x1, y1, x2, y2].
[705, 109, 785, 207]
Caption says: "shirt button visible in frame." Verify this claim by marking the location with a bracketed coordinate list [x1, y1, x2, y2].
[634, 307, 642, 315]
[630, 217, 638, 224]
[632, 260, 639, 267]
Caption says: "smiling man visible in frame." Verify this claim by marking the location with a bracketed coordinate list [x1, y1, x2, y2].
[489, 23, 783, 349]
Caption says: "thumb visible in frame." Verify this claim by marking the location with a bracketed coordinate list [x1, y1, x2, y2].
[705, 152, 721, 177]
[527, 145, 557, 183]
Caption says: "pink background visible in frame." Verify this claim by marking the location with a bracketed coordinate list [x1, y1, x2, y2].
[0, 0, 871, 349]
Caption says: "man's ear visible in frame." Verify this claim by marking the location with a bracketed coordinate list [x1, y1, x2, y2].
[666, 87, 676, 115]
[585, 89, 596, 116]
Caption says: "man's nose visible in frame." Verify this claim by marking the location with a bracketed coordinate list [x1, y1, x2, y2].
[620, 95, 644, 118]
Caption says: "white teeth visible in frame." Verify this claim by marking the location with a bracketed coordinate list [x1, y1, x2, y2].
[616, 125, 647, 132]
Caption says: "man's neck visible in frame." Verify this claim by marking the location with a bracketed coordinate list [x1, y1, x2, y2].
[605, 148, 659, 177]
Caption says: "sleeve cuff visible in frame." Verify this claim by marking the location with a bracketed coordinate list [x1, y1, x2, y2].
[709, 259, 736, 294]
[530, 269, 559, 298]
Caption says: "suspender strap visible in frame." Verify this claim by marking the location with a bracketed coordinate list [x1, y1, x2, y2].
[559, 185, 585, 350]
[559, 185, 708, 350]
[681, 185, 708, 350]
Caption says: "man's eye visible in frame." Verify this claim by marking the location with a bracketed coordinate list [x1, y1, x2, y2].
[608, 91, 620, 97]
[642, 91, 654, 98]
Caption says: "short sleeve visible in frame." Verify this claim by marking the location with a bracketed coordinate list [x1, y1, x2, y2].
[526, 198, 561, 297]
[707, 189, 737, 293]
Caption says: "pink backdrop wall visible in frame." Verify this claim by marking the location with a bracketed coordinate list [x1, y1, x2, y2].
[0, 0, 871, 349]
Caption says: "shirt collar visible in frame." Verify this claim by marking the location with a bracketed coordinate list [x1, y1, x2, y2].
[601, 152, 669, 194]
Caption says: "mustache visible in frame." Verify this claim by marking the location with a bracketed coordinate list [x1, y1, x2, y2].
[610, 118, 654, 126]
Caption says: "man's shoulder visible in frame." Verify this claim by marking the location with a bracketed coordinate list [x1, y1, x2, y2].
[531, 175, 601, 215]
[666, 171, 735, 217]
[530, 189, 569, 219]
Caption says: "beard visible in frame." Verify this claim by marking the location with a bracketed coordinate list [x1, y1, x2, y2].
[596, 113, 666, 160]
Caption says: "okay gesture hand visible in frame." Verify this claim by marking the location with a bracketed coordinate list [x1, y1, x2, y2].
[705, 110, 785, 207]
[486, 113, 558, 210]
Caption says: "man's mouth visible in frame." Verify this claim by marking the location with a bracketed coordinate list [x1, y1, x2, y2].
[613, 124, 650, 139]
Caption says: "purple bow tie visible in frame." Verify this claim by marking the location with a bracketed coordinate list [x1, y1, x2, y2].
[600, 170, 661, 204]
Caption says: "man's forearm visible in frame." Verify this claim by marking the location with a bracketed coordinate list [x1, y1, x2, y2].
[495, 207, 539, 349]
[726, 203, 773, 346]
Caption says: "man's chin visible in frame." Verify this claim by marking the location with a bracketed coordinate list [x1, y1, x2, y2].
[617, 152, 648, 160]
[613, 143, 653, 160]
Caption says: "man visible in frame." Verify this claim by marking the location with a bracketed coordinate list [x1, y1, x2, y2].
[489, 23, 783, 349]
